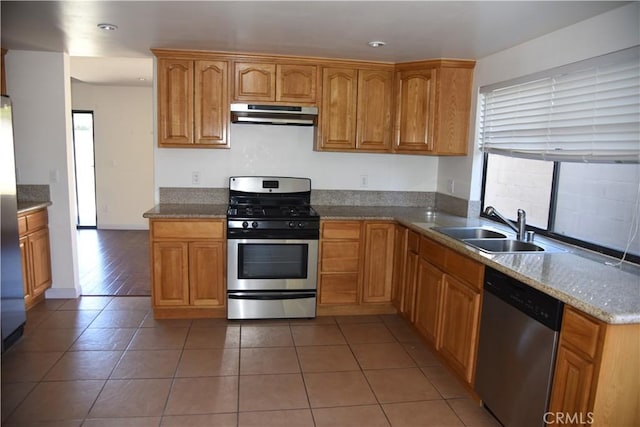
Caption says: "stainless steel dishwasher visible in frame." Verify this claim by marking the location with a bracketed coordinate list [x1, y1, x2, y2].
[475, 267, 564, 427]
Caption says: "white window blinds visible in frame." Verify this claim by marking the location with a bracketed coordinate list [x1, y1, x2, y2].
[479, 46, 640, 163]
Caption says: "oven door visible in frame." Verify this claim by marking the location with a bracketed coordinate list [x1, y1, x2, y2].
[227, 238, 318, 291]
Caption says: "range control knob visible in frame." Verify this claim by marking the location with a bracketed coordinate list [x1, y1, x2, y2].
[298, 222, 304, 228]
[288, 221, 296, 228]
[252, 221, 259, 228]
[242, 221, 249, 229]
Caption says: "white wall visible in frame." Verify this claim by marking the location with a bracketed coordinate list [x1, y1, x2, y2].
[439, 2, 640, 203]
[6, 50, 80, 298]
[154, 124, 439, 198]
[72, 83, 154, 229]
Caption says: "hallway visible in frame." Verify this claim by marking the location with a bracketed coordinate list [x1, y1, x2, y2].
[77, 230, 150, 296]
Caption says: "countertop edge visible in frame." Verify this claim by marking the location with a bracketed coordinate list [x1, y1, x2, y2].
[17, 201, 52, 215]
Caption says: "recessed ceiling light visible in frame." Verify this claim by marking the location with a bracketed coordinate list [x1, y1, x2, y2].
[368, 41, 386, 48]
[97, 23, 118, 31]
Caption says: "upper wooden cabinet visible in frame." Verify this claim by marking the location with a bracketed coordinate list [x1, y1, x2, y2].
[157, 57, 229, 148]
[233, 62, 317, 104]
[319, 67, 393, 153]
[394, 62, 475, 155]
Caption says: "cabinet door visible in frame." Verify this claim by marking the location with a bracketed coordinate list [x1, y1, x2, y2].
[189, 241, 225, 307]
[401, 250, 419, 322]
[439, 275, 481, 383]
[414, 259, 444, 346]
[233, 62, 276, 101]
[195, 60, 229, 147]
[28, 228, 52, 298]
[431, 67, 473, 155]
[320, 240, 360, 273]
[19, 236, 32, 304]
[362, 222, 395, 303]
[319, 273, 359, 305]
[548, 345, 595, 417]
[157, 59, 194, 146]
[276, 64, 317, 103]
[391, 225, 408, 310]
[394, 68, 435, 153]
[357, 69, 393, 152]
[320, 68, 357, 150]
[152, 241, 190, 306]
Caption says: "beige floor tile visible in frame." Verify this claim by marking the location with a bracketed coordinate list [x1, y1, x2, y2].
[288, 316, 337, 326]
[7, 380, 104, 423]
[103, 296, 152, 311]
[383, 400, 465, 426]
[239, 374, 308, 412]
[175, 348, 240, 377]
[239, 409, 314, 427]
[290, 325, 346, 346]
[127, 327, 189, 350]
[335, 315, 382, 324]
[384, 321, 423, 343]
[402, 341, 441, 367]
[421, 366, 469, 399]
[45, 350, 123, 380]
[184, 326, 240, 349]
[339, 323, 396, 344]
[447, 398, 502, 427]
[24, 309, 54, 332]
[304, 371, 377, 408]
[1, 381, 36, 422]
[1, 351, 63, 382]
[140, 315, 192, 328]
[58, 296, 114, 311]
[312, 405, 391, 427]
[82, 417, 162, 427]
[190, 318, 234, 328]
[10, 328, 84, 352]
[161, 413, 237, 426]
[35, 310, 101, 329]
[70, 327, 136, 351]
[240, 325, 293, 347]
[3, 419, 84, 427]
[350, 342, 416, 369]
[296, 345, 359, 372]
[89, 379, 172, 418]
[240, 347, 300, 375]
[88, 309, 148, 329]
[364, 368, 441, 403]
[165, 376, 238, 415]
[111, 350, 181, 379]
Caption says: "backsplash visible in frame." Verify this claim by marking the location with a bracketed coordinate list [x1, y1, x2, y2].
[17, 184, 50, 203]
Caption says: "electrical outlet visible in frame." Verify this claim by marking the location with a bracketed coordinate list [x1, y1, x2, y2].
[192, 171, 200, 185]
[448, 179, 455, 194]
[360, 175, 369, 188]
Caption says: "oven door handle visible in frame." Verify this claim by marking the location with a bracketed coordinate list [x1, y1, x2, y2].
[228, 292, 316, 300]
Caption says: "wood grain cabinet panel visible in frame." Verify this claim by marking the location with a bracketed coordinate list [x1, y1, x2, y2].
[319, 273, 359, 305]
[189, 241, 225, 306]
[195, 60, 229, 146]
[18, 208, 52, 310]
[400, 230, 420, 322]
[362, 222, 395, 303]
[356, 69, 393, 152]
[549, 345, 595, 418]
[414, 258, 444, 346]
[394, 68, 434, 153]
[391, 225, 408, 311]
[157, 59, 194, 146]
[320, 241, 360, 273]
[233, 62, 276, 101]
[152, 241, 190, 306]
[320, 67, 358, 150]
[276, 64, 317, 103]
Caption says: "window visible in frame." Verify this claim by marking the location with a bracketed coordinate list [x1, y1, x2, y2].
[479, 47, 640, 263]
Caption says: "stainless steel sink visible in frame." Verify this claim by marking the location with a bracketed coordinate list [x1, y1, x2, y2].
[433, 227, 507, 240]
[464, 238, 545, 253]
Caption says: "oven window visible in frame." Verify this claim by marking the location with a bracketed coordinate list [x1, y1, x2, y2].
[238, 244, 308, 279]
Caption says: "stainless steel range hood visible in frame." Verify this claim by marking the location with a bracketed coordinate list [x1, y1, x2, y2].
[230, 104, 318, 126]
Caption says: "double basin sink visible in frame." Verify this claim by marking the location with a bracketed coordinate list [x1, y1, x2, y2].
[432, 226, 564, 254]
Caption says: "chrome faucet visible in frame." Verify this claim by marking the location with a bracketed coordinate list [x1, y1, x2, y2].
[484, 206, 532, 242]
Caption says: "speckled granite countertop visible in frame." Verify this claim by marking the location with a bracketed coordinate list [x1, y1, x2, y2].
[17, 201, 52, 215]
[143, 203, 640, 324]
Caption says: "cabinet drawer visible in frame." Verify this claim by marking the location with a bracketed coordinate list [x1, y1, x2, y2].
[321, 241, 360, 272]
[319, 273, 359, 304]
[321, 221, 361, 240]
[18, 215, 27, 236]
[561, 306, 602, 360]
[25, 209, 48, 233]
[152, 220, 224, 240]
[407, 230, 420, 253]
[445, 249, 484, 290]
[419, 236, 446, 270]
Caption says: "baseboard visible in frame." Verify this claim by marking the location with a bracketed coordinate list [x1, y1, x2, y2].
[45, 287, 81, 299]
[97, 224, 149, 230]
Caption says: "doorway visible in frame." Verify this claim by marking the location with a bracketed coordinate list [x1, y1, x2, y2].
[72, 110, 97, 228]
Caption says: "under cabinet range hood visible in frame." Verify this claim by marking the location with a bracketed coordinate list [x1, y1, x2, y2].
[230, 103, 318, 126]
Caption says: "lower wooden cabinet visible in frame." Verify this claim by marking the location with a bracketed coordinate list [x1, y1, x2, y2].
[18, 208, 52, 310]
[391, 225, 408, 310]
[548, 306, 640, 426]
[150, 219, 226, 318]
[400, 230, 419, 322]
[414, 258, 443, 346]
[362, 222, 395, 303]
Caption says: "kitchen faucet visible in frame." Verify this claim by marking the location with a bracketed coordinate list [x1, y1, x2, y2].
[483, 206, 532, 242]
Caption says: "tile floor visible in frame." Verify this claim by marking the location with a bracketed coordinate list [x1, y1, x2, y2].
[1, 296, 500, 426]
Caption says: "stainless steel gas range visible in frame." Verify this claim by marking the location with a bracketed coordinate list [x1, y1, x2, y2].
[226, 176, 320, 319]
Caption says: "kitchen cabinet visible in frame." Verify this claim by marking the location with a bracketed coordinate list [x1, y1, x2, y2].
[233, 62, 317, 104]
[150, 219, 226, 318]
[156, 57, 229, 148]
[549, 306, 640, 426]
[412, 234, 483, 385]
[399, 230, 419, 322]
[394, 62, 475, 155]
[18, 207, 52, 310]
[391, 225, 407, 310]
[317, 220, 396, 315]
[319, 67, 393, 152]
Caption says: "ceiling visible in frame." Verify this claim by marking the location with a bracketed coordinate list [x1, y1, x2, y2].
[1, 1, 628, 87]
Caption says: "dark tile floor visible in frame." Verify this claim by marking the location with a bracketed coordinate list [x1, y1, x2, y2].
[77, 230, 150, 296]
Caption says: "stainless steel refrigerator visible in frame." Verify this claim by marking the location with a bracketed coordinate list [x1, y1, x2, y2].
[1, 95, 26, 352]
